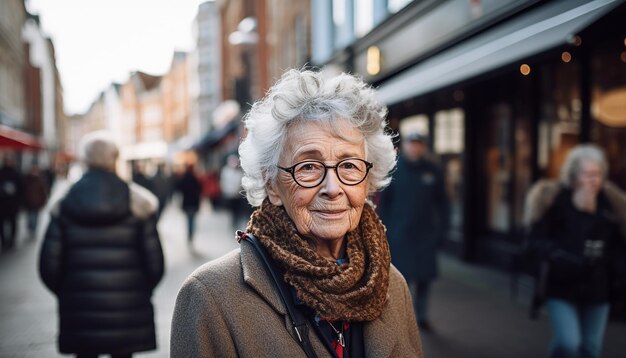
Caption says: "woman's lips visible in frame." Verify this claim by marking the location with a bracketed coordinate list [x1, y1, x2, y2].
[314, 210, 347, 219]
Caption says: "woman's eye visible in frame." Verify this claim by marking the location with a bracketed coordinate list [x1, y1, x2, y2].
[341, 162, 357, 170]
[300, 163, 318, 171]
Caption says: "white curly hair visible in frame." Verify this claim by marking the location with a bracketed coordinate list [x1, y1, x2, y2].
[238, 69, 397, 207]
[79, 130, 119, 172]
[559, 144, 608, 187]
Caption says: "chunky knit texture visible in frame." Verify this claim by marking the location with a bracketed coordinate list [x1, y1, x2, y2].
[245, 199, 391, 321]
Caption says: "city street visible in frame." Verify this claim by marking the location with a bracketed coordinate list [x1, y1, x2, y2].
[1, 180, 625, 357]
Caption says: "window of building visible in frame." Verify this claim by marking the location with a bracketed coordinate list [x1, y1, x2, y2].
[388, 0, 413, 14]
[435, 108, 465, 242]
[399, 114, 429, 137]
[537, 59, 581, 179]
[142, 126, 163, 142]
[485, 103, 513, 233]
[591, 39, 626, 190]
[332, 0, 354, 49]
[143, 105, 162, 125]
[434, 108, 464, 154]
[354, 1, 374, 37]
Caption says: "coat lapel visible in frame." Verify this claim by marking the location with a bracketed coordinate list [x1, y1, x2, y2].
[241, 241, 301, 343]
[240, 241, 287, 316]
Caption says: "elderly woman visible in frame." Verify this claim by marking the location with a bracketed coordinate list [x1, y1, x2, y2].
[525, 144, 626, 358]
[39, 131, 164, 358]
[171, 70, 422, 357]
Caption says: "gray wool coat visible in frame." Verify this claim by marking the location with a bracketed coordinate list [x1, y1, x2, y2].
[170, 241, 423, 357]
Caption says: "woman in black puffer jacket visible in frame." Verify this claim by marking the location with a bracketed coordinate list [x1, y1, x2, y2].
[39, 131, 164, 358]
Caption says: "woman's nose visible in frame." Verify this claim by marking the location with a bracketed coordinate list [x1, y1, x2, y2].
[319, 169, 343, 196]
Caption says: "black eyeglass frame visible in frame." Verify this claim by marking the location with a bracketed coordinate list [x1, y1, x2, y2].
[277, 158, 373, 188]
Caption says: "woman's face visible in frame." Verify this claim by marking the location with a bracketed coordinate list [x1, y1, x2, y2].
[267, 119, 368, 243]
[575, 159, 603, 193]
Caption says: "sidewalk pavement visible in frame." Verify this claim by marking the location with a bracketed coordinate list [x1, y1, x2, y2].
[1, 179, 625, 357]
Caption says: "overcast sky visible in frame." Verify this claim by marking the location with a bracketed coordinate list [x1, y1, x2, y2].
[26, 0, 207, 115]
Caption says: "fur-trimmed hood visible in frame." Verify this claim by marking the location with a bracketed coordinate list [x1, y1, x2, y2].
[524, 179, 626, 237]
[49, 171, 158, 221]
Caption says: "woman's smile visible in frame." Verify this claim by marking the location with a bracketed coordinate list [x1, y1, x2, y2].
[313, 209, 348, 219]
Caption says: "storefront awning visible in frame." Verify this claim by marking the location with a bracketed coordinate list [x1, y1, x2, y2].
[376, 0, 622, 105]
[0, 125, 44, 151]
[193, 119, 240, 152]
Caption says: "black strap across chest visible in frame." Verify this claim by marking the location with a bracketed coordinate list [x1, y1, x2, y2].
[237, 231, 321, 358]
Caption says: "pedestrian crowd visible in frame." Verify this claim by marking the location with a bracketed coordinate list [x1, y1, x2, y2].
[0, 154, 53, 252]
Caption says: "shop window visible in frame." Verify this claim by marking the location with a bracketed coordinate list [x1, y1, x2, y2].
[485, 103, 512, 233]
[537, 59, 581, 179]
[434, 108, 464, 154]
[435, 108, 465, 242]
[513, 116, 533, 229]
[591, 41, 626, 190]
[399, 114, 429, 137]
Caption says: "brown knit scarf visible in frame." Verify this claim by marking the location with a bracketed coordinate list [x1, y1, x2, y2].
[245, 199, 390, 321]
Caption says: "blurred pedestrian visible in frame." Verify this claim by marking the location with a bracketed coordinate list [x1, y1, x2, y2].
[132, 161, 152, 192]
[0, 155, 23, 251]
[150, 163, 171, 220]
[201, 169, 221, 209]
[377, 130, 450, 333]
[524, 144, 626, 358]
[171, 69, 422, 357]
[22, 164, 48, 239]
[175, 163, 202, 243]
[38, 131, 164, 358]
[219, 154, 246, 230]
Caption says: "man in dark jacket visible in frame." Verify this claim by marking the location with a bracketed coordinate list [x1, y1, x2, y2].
[0, 155, 22, 251]
[175, 163, 202, 243]
[149, 163, 171, 220]
[22, 164, 48, 239]
[39, 131, 164, 358]
[378, 131, 449, 332]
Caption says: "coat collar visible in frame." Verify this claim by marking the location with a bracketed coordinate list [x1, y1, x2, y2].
[240, 240, 399, 356]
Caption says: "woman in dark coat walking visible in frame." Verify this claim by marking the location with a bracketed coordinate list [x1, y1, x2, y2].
[39, 131, 164, 358]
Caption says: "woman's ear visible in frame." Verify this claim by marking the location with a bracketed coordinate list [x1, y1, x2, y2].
[266, 182, 283, 206]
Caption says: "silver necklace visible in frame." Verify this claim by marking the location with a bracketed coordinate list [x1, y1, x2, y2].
[327, 320, 345, 348]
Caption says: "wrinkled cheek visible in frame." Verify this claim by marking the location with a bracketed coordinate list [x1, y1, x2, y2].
[292, 208, 313, 235]
[348, 210, 362, 232]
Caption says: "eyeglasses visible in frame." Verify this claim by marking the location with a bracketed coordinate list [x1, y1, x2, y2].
[277, 158, 373, 188]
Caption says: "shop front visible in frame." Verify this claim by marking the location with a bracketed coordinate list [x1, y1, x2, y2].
[328, 0, 626, 266]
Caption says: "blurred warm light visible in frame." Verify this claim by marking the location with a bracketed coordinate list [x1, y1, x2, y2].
[367, 46, 381, 76]
[623, 37, 626, 47]
[569, 35, 582, 47]
[596, 87, 626, 127]
[621, 51, 626, 63]
[561, 51, 572, 63]
[520, 64, 531, 76]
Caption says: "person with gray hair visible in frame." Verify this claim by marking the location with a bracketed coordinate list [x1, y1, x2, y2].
[172, 69, 422, 357]
[524, 144, 626, 358]
[39, 131, 164, 358]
